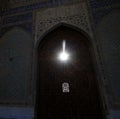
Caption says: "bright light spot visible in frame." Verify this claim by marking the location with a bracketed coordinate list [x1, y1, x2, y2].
[58, 40, 70, 62]
[59, 51, 69, 61]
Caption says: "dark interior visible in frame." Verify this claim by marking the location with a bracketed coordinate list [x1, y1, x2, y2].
[35, 26, 103, 119]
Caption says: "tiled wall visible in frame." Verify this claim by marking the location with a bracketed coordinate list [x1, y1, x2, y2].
[0, 0, 120, 119]
[0, 107, 34, 119]
[88, 0, 120, 108]
[89, 0, 120, 27]
[96, 10, 120, 107]
[1, 0, 83, 16]
[0, 27, 33, 105]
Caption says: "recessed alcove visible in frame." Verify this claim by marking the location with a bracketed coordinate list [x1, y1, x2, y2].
[35, 25, 106, 119]
[0, 27, 33, 105]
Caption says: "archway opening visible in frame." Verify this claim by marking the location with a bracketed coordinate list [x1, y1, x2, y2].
[35, 26, 104, 119]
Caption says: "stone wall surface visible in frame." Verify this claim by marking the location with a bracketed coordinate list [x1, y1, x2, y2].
[88, 0, 120, 109]
[35, 2, 92, 44]
[96, 10, 120, 107]
[0, 0, 120, 119]
[0, 27, 33, 105]
[0, 107, 34, 119]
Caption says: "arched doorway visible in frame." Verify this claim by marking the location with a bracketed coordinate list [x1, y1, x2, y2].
[35, 26, 104, 119]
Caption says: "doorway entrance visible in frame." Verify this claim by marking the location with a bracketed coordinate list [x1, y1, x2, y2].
[35, 26, 103, 119]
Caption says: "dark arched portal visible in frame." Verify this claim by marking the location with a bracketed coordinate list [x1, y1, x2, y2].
[35, 26, 103, 119]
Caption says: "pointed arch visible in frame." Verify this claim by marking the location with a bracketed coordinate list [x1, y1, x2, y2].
[34, 24, 107, 119]
[35, 23, 92, 49]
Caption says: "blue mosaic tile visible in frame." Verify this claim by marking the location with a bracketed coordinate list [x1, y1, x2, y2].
[107, 110, 120, 119]
[92, 9, 112, 26]
[0, 107, 34, 119]
[1, 0, 80, 16]
[2, 13, 32, 25]
[89, 0, 120, 9]
[1, 22, 33, 37]
[1, 1, 53, 16]
[91, 8, 120, 28]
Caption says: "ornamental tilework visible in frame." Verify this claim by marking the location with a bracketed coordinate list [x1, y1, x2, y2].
[1, 12, 33, 36]
[1, 22, 33, 38]
[2, 13, 32, 25]
[1, 1, 53, 16]
[88, 0, 120, 27]
[91, 7, 120, 27]
[89, 0, 120, 9]
[92, 8, 112, 27]
[1, 0, 84, 16]
[35, 3, 92, 44]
